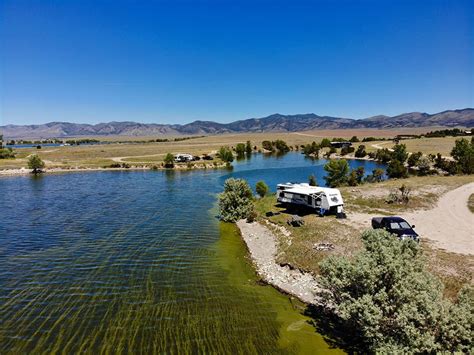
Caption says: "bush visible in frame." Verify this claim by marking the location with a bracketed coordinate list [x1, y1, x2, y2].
[262, 140, 274, 152]
[217, 146, 234, 163]
[340, 146, 354, 156]
[451, 137, 474, 174]
[255, 180, 269, 197]
[245, 141, 252, 155]
[320, 138, 331, 148]
[347, 166, 365, 186]
[416, 156, 431, 176]
[218, 178, 254, 222]
[387, 159, 408, 178]
[354, 145, 366, 158]
[364, 168, 385, 183]
[308, 174, 318, 186]
[324, 159, 349, 187]
[392, 143, 408, 163]
[349, 136, 359, 143]
[319, 229, 473, 353]
[374, 148, 392, 163]
[27, 154, 45, 174]
[0, 148, 15, 159]
[303, 142, 320, 158]
[273, 139, 290, 153]
[163, 153, 175, 168]
[407, 151, 423, 167]
[235, 143, 246, 157]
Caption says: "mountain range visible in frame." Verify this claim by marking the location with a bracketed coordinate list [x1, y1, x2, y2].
[2, 108, 473, 139]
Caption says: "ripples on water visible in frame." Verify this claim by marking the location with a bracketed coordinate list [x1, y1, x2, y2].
[0, 154, 383, 353]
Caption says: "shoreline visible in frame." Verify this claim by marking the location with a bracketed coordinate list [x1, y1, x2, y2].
[236, 219, 322, 305]
[0, 163, 229, 177]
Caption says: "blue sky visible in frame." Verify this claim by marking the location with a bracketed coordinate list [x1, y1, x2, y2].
[1, 0, 473, 125]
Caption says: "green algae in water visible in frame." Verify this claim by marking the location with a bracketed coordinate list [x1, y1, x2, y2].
[214, 222, 342, 354]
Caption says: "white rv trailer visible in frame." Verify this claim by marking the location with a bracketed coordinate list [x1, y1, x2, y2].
[174, 153, 194, 162]
[277, 183, 345, 215]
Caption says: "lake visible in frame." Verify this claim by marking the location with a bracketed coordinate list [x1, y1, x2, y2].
[0, 154, 384, 353]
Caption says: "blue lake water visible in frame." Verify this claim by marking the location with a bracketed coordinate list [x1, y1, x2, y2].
[0, 153, 384, 353]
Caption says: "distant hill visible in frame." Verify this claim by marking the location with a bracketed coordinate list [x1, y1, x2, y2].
[2, 108, 473, 139]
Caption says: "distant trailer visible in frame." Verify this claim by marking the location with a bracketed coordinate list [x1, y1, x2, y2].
[330, 141, 352, 148]
[174, 153, 194, 162]
[277, 183, 345, 217]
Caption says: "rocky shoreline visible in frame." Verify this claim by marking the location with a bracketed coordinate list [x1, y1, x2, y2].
[236, 220, 322, 305]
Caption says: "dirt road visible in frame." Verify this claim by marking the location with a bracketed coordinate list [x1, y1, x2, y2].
[345, 182, 474, 255]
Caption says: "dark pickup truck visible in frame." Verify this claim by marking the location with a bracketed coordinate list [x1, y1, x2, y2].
[371, 216, 419, 241]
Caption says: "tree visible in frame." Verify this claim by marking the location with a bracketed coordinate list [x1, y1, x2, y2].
[28, 154, 45, 174]
[163, 153, 175, 168]
[217, 146, 234, 163]
[324, 159, 349, 187]
[218, 178, 254, 222]
[349, 135, 360, 143]
[245, 141, 252, 155]
[320, 138, 331, 148]
[374, 148, 392, 164]
[365, 168, 385, 183]
[354, 145, 367, 158]
[262, 140, 274, 152]
[392, 143, 408, 163]
[416, 156, 431, 176]
[450, 138, 474, 174]
[348, 166, 365, 186]
[407, 151, 422, 167]
[273, 139, 290, 153]
[303, 142, 320, 158]
[255, 180, 269, 197]
[308, 174, 318, 186]
[235, 143, 246, 158]
[319, 229, 473, 353]
[386, 159, 408, 178]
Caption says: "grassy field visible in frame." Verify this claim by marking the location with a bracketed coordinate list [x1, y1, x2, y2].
[254, 175, 473, 299]
[0, 128, 461, 170]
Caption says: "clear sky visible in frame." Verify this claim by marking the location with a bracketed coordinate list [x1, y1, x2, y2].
[1, 0, 473, 125]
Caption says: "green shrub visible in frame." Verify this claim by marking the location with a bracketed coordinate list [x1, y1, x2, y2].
[218, 178, 254, 222]
[347, 166, 364, 186]
[0, 148, 15, 159]
[319, 229, 473, 353]
[163, 153, 175, 168]
[303, 142, 320, 157]
[407, 151, 423, 167]
[392, 143, 408, 163]
[262, 140, 274, 152]
[255, 180, 269, 198]
[354, 145, 367, 158]
[451, 137, 474, 174]
[320, 138, 331, 148]
[364, 168, 385, 183]
[324, 159, 349, 187]
[217, 146, 234, 163]
[235, 143, 246, 157]
[27, 154, 45, 174]
[387, 159, 408, 178]
[245, 141, 252, 155]
[308, 174, 317, 186]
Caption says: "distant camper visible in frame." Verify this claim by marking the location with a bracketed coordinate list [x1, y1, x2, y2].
[174, 153, 194, 162]
[277, 183, 345, 217]
[330, 141, 352, 148]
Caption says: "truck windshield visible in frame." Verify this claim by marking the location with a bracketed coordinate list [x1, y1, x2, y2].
[389, 221, 411, 230]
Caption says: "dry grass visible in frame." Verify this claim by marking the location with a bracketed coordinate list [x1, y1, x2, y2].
[340, 175, 474, 213]
[255, 175, 473, 299]
[255, 195, 362, 274]
[1, 129, 459, 170]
